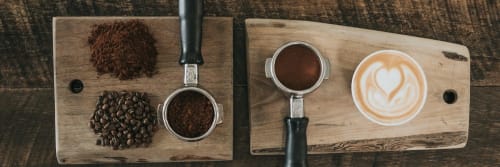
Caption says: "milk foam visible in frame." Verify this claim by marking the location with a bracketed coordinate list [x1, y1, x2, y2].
[352, 50, 427, 125]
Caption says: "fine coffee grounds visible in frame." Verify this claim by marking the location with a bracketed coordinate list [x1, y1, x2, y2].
[88, 91, 158, 150]
[88, 20, 158, 80]
[275, 44, 321, 90]
[167, 91, 214, 138]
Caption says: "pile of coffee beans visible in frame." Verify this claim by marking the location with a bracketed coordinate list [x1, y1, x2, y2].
[167, 91, 214, 138]
[88, 20, 158, 80]
[88, 90, 157, 150]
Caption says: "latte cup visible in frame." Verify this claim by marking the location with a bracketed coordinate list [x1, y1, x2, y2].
[351, 50, 427, 126]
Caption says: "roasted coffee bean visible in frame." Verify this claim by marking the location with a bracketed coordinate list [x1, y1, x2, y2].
[100, 118, 107, 124]
[127, 139, 134, 145]
[96, 109, 103, 116]
[103, 122, 110, 129]
[89, 120, 95, 128]
[121, 105, 128, 111]
[109, 107, 116, 113]
[103, 114, 110, 121]
[147, 125, 153, 132]
[136, 108, 143, 115]
[89, 90, 157, 150]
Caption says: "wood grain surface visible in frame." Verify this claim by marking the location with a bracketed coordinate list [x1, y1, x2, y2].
[54, 17, 233, 164]
[0, 0, 499, 166]
[247, 19, 470, 154]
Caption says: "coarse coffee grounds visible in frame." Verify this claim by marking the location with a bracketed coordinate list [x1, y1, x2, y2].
[88, 20, 158, 80]
[167, 91, 215, 138]
[88, 90, 157, 150]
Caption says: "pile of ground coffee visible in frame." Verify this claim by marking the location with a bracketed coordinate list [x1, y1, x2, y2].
[167, 91, 214, 138]
[89, 90, 157, 150]
[88, 20, 157, 80]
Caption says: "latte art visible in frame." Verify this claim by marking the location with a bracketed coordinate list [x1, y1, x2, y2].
[352, 50, 427, 126]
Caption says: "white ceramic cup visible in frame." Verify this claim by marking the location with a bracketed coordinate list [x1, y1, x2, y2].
[351, 50, 427, 126]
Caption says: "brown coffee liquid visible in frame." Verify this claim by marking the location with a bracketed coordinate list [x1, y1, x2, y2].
[275, 44, 321, 90]
[167, 91, 214, 138]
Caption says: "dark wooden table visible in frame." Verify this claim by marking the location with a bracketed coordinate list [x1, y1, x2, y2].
[0, 1, 498, 166]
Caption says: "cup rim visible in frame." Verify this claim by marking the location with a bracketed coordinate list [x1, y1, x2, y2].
[351, 49, 428, 126]
[269, 41, 329, 96]
[161, 87, 219, 141]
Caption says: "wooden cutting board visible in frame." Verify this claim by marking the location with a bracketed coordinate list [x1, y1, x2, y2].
[53, 17, 233, 164]
[247, 19, 470, 155]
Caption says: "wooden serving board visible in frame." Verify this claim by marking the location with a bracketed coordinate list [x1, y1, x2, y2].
[53, 17, 233, 164]
[247, 19, 470, 155]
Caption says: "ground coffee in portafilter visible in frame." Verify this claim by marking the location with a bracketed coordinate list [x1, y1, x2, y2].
[88, 91, 157, 150]
[167, 91, 214, 138]
[275, 44, 321, 90]
[88, 20, 158, 80]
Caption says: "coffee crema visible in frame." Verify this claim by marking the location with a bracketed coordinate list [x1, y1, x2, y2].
[352, 50, 427, 126]
[274, 44, 321, 91]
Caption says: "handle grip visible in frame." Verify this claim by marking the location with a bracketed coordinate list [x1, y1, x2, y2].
[179, 0, 203, 65]
[284, 117, 309, 167]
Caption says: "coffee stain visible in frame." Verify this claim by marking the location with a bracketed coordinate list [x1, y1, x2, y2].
[442, 51, 468, 62]
[270, 22, 286, 28]
[170, 155, 216, 161]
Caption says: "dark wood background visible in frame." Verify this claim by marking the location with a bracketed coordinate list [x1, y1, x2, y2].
[0, 0, 498, 166]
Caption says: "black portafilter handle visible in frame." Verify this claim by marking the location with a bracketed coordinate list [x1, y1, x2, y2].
[284, 117, 309, 167]
[179, 0, 203, 65]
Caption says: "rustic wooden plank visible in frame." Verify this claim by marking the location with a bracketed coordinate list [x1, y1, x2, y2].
[53, 17, 233, 164]
[0, 0, 498, 88]
[247, 19, 470, 154]
[0, 89, 58, 167]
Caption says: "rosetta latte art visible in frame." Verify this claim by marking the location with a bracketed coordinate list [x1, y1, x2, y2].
[352, 50, 427, 126]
